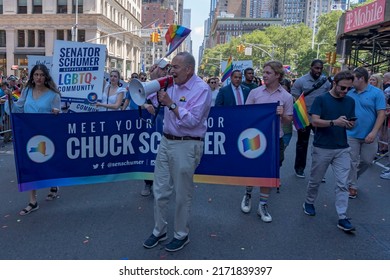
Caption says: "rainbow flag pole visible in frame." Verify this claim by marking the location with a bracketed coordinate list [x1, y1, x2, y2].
[220, 56, 233, 83]
[164, 24, 191, 57]
[293, 93, 310, 130]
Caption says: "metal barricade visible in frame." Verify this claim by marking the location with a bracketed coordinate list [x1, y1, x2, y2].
[0, 103, 12, 143]
[373, 109, 389, 170]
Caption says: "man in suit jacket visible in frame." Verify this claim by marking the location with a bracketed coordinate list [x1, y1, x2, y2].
[215, 70, 251, 106]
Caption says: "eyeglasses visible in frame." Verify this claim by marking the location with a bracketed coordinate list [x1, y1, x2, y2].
[209, 82, 216, 84]
[337, 85, 353, 91]
[131, 75, 138, 79]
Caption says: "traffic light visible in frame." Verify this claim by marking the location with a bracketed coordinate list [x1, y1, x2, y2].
[330, 52, 337, 64]
[325, 52, 331, 63]
[150, 32, 160, 43]
[236, 44, 245, 53]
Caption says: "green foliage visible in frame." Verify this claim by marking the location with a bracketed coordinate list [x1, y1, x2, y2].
[316, 10, 342, 53]
[200, 11, 343, 78]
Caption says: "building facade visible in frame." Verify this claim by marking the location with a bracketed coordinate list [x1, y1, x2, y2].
[140, 0, 184, 73]
[0, 0, 142, 78]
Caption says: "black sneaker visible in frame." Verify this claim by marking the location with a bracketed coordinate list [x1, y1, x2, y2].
[295, 170, 305, 178]
[303, 202, 316, 216]
[143, 233, 167, 249]
[165, 236, 189, 252]
[337, 218, 356, 232]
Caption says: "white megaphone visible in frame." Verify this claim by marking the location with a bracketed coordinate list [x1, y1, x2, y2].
[129, 76, 174, 106]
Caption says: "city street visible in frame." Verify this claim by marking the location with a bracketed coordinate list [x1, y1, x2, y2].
[1, 132, 389, 260]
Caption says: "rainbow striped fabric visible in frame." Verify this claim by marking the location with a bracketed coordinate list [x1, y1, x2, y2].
[242, 134, 261, 152]
[293, 93, 310, 130]
[12, 90, 21, 101]
[164, 24, 191, 57]
[221, 56, 233, 83]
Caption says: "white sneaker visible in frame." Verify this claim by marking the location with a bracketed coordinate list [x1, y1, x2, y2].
[141, 184, 152, 196]
[380, 170, 390, 180]
[257, 204, 272, 223]
[240, 194, 251, 213]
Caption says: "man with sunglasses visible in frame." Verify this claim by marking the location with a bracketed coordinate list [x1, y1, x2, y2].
[346, 67, 386, 198]
[207, 77, 219, 106]
[303, 70, 357, 232]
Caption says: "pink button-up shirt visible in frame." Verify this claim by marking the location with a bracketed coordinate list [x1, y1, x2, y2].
[152, 74, 212, 138]
[246, 85, 293, 138]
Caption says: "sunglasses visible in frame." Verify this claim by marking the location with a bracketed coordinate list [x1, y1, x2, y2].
[338, 85, 353, 91]
[209, 82, 216, 84]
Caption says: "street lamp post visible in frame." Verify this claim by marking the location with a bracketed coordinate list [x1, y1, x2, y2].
[72, 0, 78, 42]
[311, 0, 318, 50]
[314, 42, 328, 59]
[244, 43, 275, 59]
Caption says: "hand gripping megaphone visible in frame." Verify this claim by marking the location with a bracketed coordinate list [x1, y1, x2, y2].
[129, 76, 174, 106]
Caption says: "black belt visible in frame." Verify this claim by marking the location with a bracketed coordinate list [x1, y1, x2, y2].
[164, 133, 203, 141]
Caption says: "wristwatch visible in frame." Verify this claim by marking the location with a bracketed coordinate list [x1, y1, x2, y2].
[169, 103, 177, 111]
[330, 120, 334, 127]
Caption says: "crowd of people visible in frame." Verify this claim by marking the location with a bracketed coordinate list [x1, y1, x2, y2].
[1, 53, 390, 252]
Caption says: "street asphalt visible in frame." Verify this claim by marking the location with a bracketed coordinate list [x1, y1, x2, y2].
[0, 132, 389, 260]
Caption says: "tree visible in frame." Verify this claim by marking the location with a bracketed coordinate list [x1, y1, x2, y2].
[316, 10, 343, 53]
[264, 24, 312, 64]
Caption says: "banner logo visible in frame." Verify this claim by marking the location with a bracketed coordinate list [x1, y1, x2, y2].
[26, 135, 55, 163]
[238, 128, 266, 159]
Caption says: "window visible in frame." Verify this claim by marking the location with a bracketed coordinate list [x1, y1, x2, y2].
[78, 30, 85, 42]
[57, 30, 65, 40]
[38, 30, 45, 47]
[0, 0, 3, 14]
[72, 0, 83, 14]
[17, 30, 25, 47]
[18, 0, 27, 14]
[28, 30, 35, 47]
[58, 0, 67, 14]
[33, 0, 42, 14]
[0, 30, 6, 47]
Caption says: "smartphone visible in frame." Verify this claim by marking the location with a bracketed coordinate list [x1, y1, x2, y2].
[348, 117, 358, 121]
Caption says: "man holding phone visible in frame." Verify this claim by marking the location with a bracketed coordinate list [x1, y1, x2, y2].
[303, 70, 357, 232]
[346, 67, 386, 199]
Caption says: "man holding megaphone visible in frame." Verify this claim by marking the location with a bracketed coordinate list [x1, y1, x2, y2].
[142, 52, 212, 252]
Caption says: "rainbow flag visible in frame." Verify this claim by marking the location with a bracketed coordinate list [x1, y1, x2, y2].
[164, 24, 191, 57]
[293, 94, 310, 130]
[221, 56, 233, 83]
[242, 135, 261, 152]
[12, 90, 21, 101]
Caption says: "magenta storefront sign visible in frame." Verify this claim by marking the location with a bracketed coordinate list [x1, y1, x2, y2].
[344, 0, 386, 33]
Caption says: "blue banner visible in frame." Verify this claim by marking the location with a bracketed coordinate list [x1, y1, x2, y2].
[11, 104, 280, 192]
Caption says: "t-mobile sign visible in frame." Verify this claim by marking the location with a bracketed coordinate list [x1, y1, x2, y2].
[344, 0, 386, 33]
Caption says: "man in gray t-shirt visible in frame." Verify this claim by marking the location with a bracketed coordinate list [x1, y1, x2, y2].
[291, 59, 331, 178]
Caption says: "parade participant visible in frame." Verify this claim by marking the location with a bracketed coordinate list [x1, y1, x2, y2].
[243, 61, 293, 222]
[139, 57, 171, 196]
[138, 72, 147, 82]
[6, 64, 61, 215]
[214, 70, 251, 212]
[215, 70, 251, 106]
[242, 67, 259, 90]
[96, 69, 126, 111]
[280, 78, 293, 148]
[143, 52, 211, 252]
[207, 77, 219, 106]
[303, 70, 356, 232]
[347, 67, 386, 198]
[291, 60, 331, 178]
